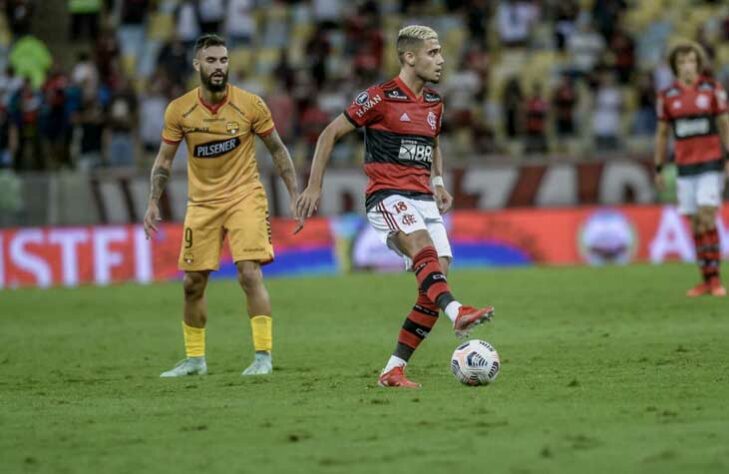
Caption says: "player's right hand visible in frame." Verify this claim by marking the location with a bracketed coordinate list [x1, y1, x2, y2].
[143, 202, 161, 239]
[654, 173, 665, 192]
[296, 186, 321, 221]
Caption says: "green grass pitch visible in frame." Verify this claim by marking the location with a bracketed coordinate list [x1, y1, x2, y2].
[1, 264, 728, 474]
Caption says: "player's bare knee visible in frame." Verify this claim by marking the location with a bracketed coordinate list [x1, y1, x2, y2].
[183, 272, 207, 300]
[236, 263, 262, 292]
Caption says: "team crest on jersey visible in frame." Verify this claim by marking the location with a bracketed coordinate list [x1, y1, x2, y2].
[226, 121, 240, 135]
[696, 94, 710, 110]
[183, 252, 194, 264]
[427, 111, 437, 131]
[355, 91, 370, 105]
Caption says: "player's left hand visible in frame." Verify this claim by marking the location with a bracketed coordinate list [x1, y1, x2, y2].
[434, 186, 453, 214]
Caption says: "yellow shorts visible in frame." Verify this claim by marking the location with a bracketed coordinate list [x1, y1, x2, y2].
[178, 188, 274, 271]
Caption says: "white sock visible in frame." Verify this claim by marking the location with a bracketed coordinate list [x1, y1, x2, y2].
[383, 355, 407, 373]
[444, 301, 462, 322]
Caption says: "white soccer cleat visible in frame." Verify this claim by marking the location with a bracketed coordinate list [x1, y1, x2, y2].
[242, 352, 272, 376]
[160, 357, 208, 377]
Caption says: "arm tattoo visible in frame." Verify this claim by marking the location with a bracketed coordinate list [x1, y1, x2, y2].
[149, 166, 171, 203]
[272, 148, 298, 194]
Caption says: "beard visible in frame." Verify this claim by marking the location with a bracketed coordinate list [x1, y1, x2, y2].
[201, 69, 228, 92]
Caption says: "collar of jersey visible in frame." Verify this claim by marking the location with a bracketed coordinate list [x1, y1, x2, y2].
[674, 76, 706, 92]
[394, 76, 421, 101]
[197, 85, 229, 115]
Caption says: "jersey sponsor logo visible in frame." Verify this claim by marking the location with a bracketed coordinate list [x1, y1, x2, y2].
[674, 117, 711, 138]
[427, 111, 437, 131]
[424, 92, 441, 103]
[696, 94, 710, 110]
[385, 89, 408, 100]
[194, 137, 241, 158]
[400, 112, 411, 122]
[355, 91, 370, 105]
[354, 94, 382, 118]
[398, 138, 433, 163]
[184, 127, 211, 133]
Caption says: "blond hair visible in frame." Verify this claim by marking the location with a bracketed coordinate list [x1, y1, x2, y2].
[397, 25, 439, 64]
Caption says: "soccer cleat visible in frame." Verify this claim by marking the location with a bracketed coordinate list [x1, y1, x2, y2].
[160, 357, 207, 377]
[242, 352, 272, 376]
[686, 282, 709, 297]
[708, 279, 727, 297]
[453, 305, 495, 338]
[378, 366, 421, 388]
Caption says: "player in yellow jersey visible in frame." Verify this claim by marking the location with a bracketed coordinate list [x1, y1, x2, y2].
[142, 34, 301, 377]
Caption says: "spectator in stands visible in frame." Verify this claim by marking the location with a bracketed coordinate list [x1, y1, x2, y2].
[8, 77, 43, 170]
[68, 0, 101, 42]
[70, 51, 99, 101]
[0, 66, 24, 107]
[198, 0, 225, 34]
[312, 0, 341, 30]
[592, 0, 627, 42]
[118, 0, 149, 66]
[464, 0, 490, 47]
[157, 36, 190, 88]
[106, 75, 137, 167]
[94, 27, 121, 85]
[553, 0, 578, 51]
[502, 76, 523, 138]
[592, 70, 622, 151]
[299, 97, 329, 157]
[609, 26, 635, 84]
[523, 82, 548, 154]
[552, 73, 577, 138]
[225, 0, 256, 47]
[306, 24, 331, 90]
[0, 103, 11, 168]
[444, 56, 481, 129]
[9, 34, 52, 88]
[138, 78, 167, 162]
[175, 0, 201, 49]
[496, 0, 539, 48]
[272, 49, 295, 91]
[73, 93, 105, 170]
[567, 17, 605, 79]
[632, 72, 656, 136]
[5, 0, 34, 37]
[267, 82, 295, 145]
[41, 65, 71, 169]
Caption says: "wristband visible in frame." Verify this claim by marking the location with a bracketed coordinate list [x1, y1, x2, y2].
[431, 176, 445, 187]
[655, 163, 663, 173]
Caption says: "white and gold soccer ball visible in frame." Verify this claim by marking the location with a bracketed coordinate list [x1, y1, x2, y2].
[451, 340, 500, 386]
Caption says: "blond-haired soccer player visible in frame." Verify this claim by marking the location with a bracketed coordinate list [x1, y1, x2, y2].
[296, 25, 494, 388]
[143, 34, 301, 377]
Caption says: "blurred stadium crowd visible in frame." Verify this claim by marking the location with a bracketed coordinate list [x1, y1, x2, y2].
[1, 0, 729, 173]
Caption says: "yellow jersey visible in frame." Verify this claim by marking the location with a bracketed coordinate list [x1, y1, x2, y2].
[161, 84, 275, 204]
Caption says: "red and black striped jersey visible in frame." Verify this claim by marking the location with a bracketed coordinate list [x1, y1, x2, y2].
[343, 76, 443, 210]
[657, 77, 727, 175]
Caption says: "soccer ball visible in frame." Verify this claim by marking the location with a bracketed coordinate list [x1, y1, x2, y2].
[450, 340, 500, 386]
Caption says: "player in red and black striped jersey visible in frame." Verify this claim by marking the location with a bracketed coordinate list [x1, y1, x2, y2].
[296, 25, 494, 388]
[655, 40, 729, 297]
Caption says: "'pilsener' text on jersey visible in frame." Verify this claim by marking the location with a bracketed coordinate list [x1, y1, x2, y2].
[162, 84, 275, 203]
[344, 76, 443, 210]
[657, 77, 727, 176]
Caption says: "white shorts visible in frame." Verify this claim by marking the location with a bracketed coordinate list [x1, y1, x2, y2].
[676, 172, 724, 215]
[366, 194, 453, 270]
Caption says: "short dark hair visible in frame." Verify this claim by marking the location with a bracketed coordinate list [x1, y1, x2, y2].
[194, 34, 226, 55]
[668, 40, 707, 76]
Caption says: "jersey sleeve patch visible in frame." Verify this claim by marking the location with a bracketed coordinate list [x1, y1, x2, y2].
[344, 86, 385, 127]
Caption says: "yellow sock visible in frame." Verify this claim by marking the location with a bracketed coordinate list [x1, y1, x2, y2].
[182, 322, 205, 357]
[250, 315, 272, 353]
